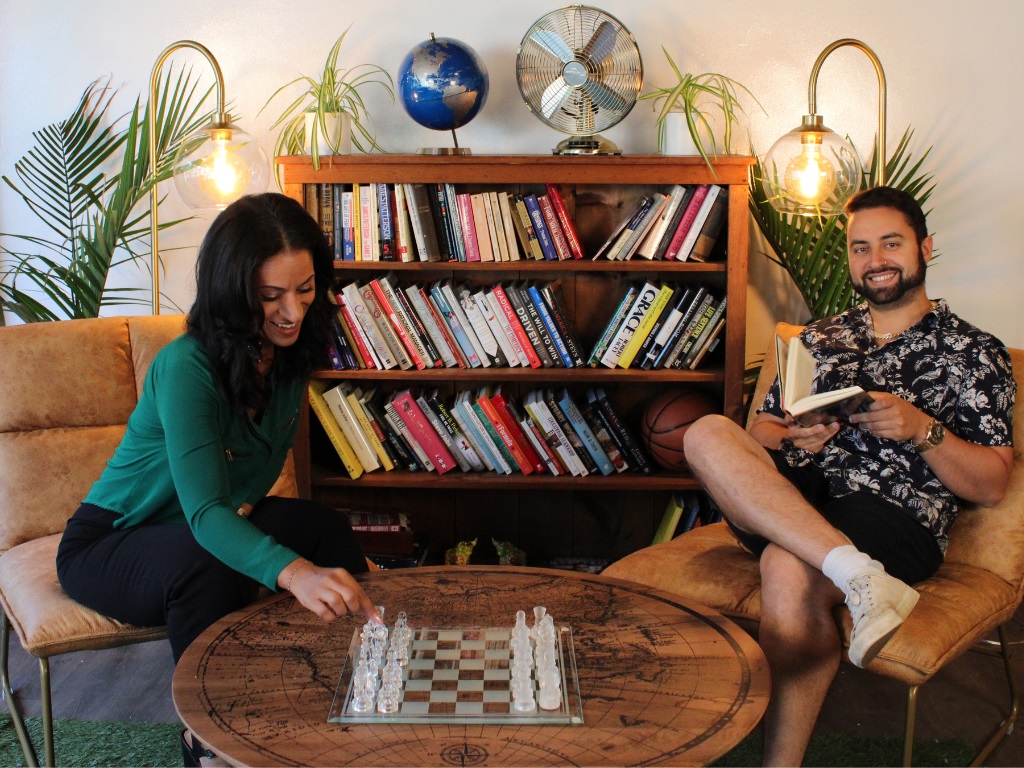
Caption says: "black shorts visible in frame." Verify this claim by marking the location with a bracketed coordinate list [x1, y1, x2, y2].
[726, 451, 943, 584]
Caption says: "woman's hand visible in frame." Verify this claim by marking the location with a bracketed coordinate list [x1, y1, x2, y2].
[278, 558, 381, 624]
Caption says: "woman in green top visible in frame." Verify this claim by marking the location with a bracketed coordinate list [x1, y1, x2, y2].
[56, 193, 378, 765]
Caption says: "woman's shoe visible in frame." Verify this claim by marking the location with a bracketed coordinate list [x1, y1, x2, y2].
[181, 729, 216, 768]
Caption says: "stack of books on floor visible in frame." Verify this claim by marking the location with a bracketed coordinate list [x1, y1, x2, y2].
[309, 381, 654, 480]
[326, 275, 586, 372]
[592, 183, 728, 262]
[304, 182, 586, 263]
[589, 282, 727, 371]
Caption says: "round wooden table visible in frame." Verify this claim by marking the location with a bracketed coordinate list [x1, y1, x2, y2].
[174, 567, 769, 766]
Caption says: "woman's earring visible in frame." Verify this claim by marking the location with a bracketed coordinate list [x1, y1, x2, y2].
[245, 338, 264, 364]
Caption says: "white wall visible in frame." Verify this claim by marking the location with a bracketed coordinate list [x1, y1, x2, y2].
[2, 0, 1022, 360]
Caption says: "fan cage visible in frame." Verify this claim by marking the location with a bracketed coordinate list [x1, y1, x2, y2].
[516, 5, 642, 136]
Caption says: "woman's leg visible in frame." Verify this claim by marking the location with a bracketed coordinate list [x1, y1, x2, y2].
[57, 505, 260, 662]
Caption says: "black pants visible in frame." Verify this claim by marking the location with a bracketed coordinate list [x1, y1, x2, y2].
[56, 497, 368, 662]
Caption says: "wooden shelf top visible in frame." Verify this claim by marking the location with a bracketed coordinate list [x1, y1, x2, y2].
[312, 366, 725, 383]
[276, 153, 755, 187]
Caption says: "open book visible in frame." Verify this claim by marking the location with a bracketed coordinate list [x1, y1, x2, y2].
[775, 334, 873, 426]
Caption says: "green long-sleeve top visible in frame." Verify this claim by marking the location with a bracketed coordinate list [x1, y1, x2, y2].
[85, 333, 304, 590]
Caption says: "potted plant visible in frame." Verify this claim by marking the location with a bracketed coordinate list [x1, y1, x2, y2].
[639, 47, 761, 167]
[262, 27, 394, 170]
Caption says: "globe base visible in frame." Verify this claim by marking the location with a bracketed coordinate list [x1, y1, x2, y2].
[416, 147, 473, 156]
[553, 134, 621, 156]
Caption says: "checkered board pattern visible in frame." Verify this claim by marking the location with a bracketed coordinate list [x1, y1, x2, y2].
[329, 627, 581, 725]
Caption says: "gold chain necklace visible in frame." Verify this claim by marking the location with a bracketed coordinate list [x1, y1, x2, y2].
[867, 300, 937, 342]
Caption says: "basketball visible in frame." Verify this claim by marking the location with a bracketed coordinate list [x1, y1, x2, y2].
[640, 388, 718, 471]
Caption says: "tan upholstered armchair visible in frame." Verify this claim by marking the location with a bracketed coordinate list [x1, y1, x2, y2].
[605, 322, 1024, 766]
[0, 315, 298, 767]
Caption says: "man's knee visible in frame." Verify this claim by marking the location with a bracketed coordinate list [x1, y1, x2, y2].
[683, 413, 742, 465]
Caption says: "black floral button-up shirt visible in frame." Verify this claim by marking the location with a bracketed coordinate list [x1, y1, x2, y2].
[759, 300, 1015, 553]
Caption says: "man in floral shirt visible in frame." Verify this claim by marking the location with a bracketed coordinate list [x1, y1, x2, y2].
[684, 186, 1015, 767]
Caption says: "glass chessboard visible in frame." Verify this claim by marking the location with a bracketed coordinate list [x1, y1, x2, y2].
[328, 625, 583, 725]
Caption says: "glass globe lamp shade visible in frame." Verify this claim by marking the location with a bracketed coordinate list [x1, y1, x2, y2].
[172, 123, 270, 209]
[762, 116, 863, 216]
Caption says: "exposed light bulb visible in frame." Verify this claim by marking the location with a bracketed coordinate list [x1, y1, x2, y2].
[783, 136, 837, 206]
[173, 123, 269, 209]
[200, 131, 250, 200]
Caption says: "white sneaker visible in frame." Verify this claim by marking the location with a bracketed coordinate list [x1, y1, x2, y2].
[845, 572, 920, 668]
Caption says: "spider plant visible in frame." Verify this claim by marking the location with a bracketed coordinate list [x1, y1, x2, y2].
[0, 71, 214, 323]
[639, 47, 762, 170]
[261, 27, 394, 171]
[749, 127, 936, 321]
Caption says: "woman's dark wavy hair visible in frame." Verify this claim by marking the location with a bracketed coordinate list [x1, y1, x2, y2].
[186, 192, 334, 414]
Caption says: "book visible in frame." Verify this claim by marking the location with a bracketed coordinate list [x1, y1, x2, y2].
[680, 297, 728, 370]
[490, 284, 542, 368]
[384, 398, 434, 472]
[369, 277, 427, 369]
[635, 184, 687, 260]
[776, 334, 874, 425]
[424, 183, 453, 261]
[489, 390, 547, 474]
[444, 183, 467, 262]
[478, 288, 522, 367]
[686, 311, 727, 370]
[524, 390, 587, 476]
[332, 183, 343, 259]
[523, 194, 558, 260]
[350, 183, 362, 260]
[579, 399, 629, 473]
[512, 195, 545, 260]
[322, 382, 380, 472]
[393, 183, 414, 262]
[555, 388, 613, 475]
[587, 284, 640, 366]
[688, 186, 729, 263]
[538, 281, 586, 367]
[357, 282, 413, 370]
[651, 492, 687, 544]
[392, 389, 458, 473]
[455, 283, 507, 367]
[496, 192, 522, 261]
[455, 390, 508, 473]
[468, 192, 495, 262]
[663, 292, 718, 370]
[616, 283, 673, 369]
[416, 392, 471, 472]
[307, 379, 363, 479]
[506, 281, 556, 368]
[383, 273, 443, 367]
[469, 391, 518, 473]
[425, 390, 485, 472]
[362, 391, 419, 471]
[615, 193, 669, 261]
[544, 183, 584, 259]
[486, 191, 511, 262]
[377, 182, 396, 260]
[404, 182, 442, 262]
[340, 190, 355, 260]
[600, 195, 654, 261]
[599, 281, 660, 368]
[640, 287, 695, 370]
[429, 282, 482, 368]
[476, 389, 536, 474]
[437, 280, 490, 368]
[348, 511, 412, 532]
[405, 284, 458, 368]
[335, 301, 374, 369]
[589, 387, 653, 474]
[652, 186, 695, 260]
[419, 286, 469, 368]
[652, 286, 708, 369]
[319, 184, 334, 249]
[527, 283, 573, 368]
[456, 193, 482, 262]
[358, 184, 375, 261]
[674, 184, 723, 262]
[630, 283, 679, 368]
[663, 184, 711, 260]
[537, 194, 572, 260]
[543, 388, 598, 475]
[348, 386, 394, 471]
[449, 393, 498, 472]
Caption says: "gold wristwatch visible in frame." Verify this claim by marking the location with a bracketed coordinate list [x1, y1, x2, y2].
[913, 420, 946, 453]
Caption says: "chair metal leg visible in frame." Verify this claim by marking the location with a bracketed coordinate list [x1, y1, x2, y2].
[39, 656, 54, 768]
[903, 684, 919, 767]
[971, 623, 1019, 767]
[0, 609, 41, 767]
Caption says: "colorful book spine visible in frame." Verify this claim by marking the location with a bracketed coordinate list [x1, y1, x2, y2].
[383, 399, 434, 472]
[587, 284, 639, 366]
[491, 284, 542, 368]
[556, 388, 613, 476]
[506, 282, 555, 368]
[589, 387, 653, 473]
[348, 387, 394, 471]
[477, 393, 535, 474]
[485, 191, 510, 261]
[617, 283, 674, 369]
[340, 190, 355, 260]
[674, 185, 722, 262]
[421, 288, 469, 368]
[438, 281, 490, 368]
[405, 284, 458, 368]
[527, 283, 572, 368]
[477, 289, 521, 367]
[497, 192, 522, 261]
[377, 182, 395, 261]
[640, 287, 694, 370]
[357, 282, 411, 370]
[393, 183, 414, 262]
[392, 390, 457, 474]
[523, 194, 558, 260]
[449, 395, 497, 472]
[456, 193, 482, 262]
[369, 277, 426, 369]
[429, 283, 482, 368]
[469, 396, 517, 473]
[307, 380, 363, 479]
[543, 388, 598, 474]
[599, 281, 660, 368]
[322, 383, 380, 472]
[537, 194, 572, 260]
[489, 392, 547, 474]
[540, 282, 586, 366]
[403, 182, 442, 262]
[652, 286, 707, 369]
[525, 391, 587, 476]
[416, 393, 471, 472]
[512, 195, 545, 260]
[579, 400, 629, 473]
[426, 392, 485, 472]
[544, 184, 584, 259]
[663, 184, 711, 260]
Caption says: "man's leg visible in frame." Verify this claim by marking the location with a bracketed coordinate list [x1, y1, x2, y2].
[758, 543, 844, 767]
[683, 415, 849, 568]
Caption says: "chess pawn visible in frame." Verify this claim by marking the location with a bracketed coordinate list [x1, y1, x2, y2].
[530, 606, 547, 643]
[376, 682, 400, 714]
[512, 680, 536, 712]
[538, 668, 562, 711]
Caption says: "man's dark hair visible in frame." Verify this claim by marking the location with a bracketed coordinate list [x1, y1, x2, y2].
[844, 186, 928, 246]
[187, 192, 334, 414]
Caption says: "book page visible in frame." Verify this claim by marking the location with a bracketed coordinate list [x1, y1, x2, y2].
[776, 334, 871, 425]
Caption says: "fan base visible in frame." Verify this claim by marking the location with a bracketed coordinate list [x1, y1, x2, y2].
[416, 147, 473, 155]
[553, 134, 621, 156]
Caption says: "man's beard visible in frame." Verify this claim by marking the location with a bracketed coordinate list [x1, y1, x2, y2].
[852, 249, 927, 307]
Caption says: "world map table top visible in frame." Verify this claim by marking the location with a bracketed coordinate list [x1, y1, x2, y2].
[173, 567, 769, 767]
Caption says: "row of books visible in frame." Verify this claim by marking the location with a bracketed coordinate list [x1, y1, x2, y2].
[306, 181, 585, 264]
[308, 380, 655, 480]
[326, 274, 585, 372]
[653, 491, 723, 544]
[592, 184, 728, 263]
[346, 511, 415, 557]
[588, 283, 727, 370]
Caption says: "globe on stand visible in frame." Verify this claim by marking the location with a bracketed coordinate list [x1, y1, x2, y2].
[398, 34, 489, 155]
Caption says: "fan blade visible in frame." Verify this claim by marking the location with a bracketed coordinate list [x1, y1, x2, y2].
[582, 21, 618, 64]
[529, 29, 574, 64]
[580, 79, 628, 113]
[540, 78, 574, 120]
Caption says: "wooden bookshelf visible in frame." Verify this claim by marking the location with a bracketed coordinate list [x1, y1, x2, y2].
[278, 154, 752, 564]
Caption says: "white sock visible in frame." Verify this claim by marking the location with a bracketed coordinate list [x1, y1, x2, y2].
[821, 544, 885, 592]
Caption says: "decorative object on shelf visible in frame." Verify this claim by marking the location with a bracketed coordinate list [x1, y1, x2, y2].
[397, 34, 489, 156]
[148, 40, 270, 314]
[761, 38, 888, 216]
[638, 47, 761, 167]
[262, 28, 394, 171]
[493, 538, 527, 566]
[639, 388, 718, 471]
[0, 71, 216, 323]
[445, 538, 478, 566]
[516, 5, 642, 155]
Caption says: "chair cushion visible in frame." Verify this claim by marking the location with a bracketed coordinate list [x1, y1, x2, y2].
[0, 535, 166, 658]
[605, 521, 1020, 686]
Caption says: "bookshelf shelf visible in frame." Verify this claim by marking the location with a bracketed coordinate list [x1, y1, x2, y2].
[279, 153, 752, 565]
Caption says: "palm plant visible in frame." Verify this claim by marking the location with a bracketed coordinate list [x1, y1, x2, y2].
[0, 70, 213, 323]
[261, 27, 394, 171]
[749, 127, 936, 321]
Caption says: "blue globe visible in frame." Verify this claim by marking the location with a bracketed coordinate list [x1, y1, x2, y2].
[398, 37, 489, 132]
